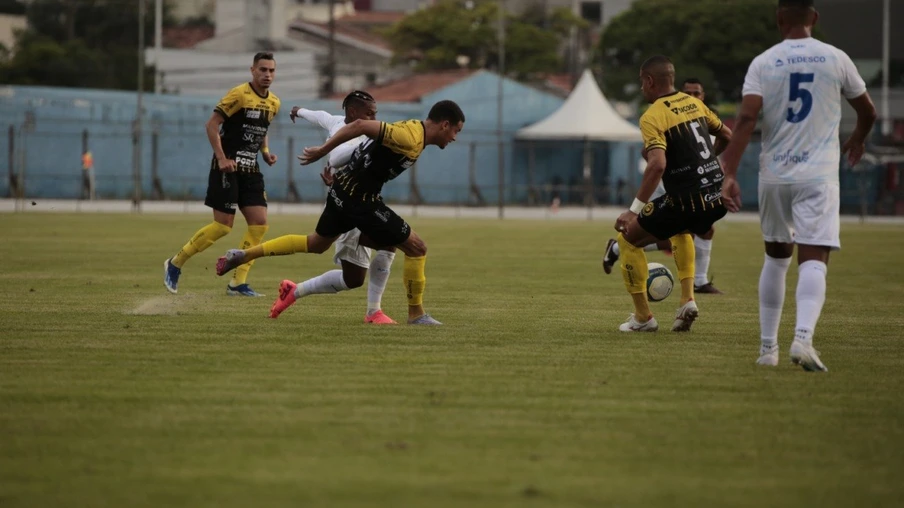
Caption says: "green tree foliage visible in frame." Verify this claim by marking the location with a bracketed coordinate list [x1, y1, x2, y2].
[599, 0, 821, 103]
[383, 0, 586, 79]
[0, 0, 171, 90]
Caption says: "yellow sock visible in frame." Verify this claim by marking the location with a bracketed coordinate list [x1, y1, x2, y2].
[670, 233, 696, 304]
[171, 221, 232, 268]
[617, 233, 652, 320]
[245, 234, 307, 261]
[230, 225, 269, 286]
[403, 255, 427, 307]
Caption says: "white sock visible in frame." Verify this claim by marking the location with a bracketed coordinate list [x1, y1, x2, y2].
[759, 254, 792, 347]
[694, 237, 713, 286]
[611, 242, 620, 256]
[367, 250, 395, 314]
[295, 269, 350, 298]
[795, 260, 827, 346]
[643, 244, 658, 252]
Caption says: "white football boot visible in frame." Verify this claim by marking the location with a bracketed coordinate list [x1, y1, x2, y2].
[756, 343, 779, 366]
[671, 300, 699, 332]
[618, 314, 659, 332]
[790, 340, 828, 372]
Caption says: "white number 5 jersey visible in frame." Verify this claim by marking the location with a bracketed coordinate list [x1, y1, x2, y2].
[742, 37, 867, 184]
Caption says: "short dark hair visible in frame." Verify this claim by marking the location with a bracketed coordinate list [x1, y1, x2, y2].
[778, 0, 814, 7]
[342, 90, 375, 109]
[641, 55, 673, 75]
[427, 100, 465, 124]
[253, 52, 275, 64]
[682, 77, 703, 88]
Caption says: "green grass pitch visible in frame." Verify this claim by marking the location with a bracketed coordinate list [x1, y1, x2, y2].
[1, 213, 903, 507]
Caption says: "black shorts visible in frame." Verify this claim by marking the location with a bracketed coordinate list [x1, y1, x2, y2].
[315, 186, 411, 247]
[638, 187, 727, 241]
[204, 159, 267, 214]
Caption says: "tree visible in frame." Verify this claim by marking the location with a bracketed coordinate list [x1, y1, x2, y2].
[0, 0, 174, 90]
[383, 0, 586, 79]
[598, 0, 820, 103]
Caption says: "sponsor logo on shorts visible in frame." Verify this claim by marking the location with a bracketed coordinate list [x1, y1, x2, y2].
[329, 188, 344, 208]
[374, 210, 390, 222]
[224, 202, 237, 210]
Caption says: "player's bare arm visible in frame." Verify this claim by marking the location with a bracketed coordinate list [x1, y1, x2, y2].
[719, 94, 763, 212]
[615, 148, 665, 233]
[205, 112, 236, 173]
[262, 134, 278, 166]
[299, 119, 382, 165]
[712, 124, 733, 157]
[842, 92, 878, 167]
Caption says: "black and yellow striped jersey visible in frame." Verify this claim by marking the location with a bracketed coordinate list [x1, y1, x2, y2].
[214, 83, 281, 172]
[335, 120, 426, 201]
[639, 91, 723, 195]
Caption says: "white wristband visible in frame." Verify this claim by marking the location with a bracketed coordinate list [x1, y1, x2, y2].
[629, 198, 646, 215]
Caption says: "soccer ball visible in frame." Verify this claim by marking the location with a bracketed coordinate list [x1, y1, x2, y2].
[647, 262, 674, 302]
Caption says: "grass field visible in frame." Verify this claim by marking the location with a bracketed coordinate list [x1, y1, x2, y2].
[2, 212, 903, 508]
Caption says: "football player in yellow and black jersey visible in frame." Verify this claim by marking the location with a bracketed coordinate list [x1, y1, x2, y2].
[163, 52, 280, 297]
[216, 100, 465, 326]
[612, 55, 732, 333]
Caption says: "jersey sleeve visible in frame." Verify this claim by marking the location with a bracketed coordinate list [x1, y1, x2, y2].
[639, 113, 666, 154]
[299, 109, 339, 131]
[837, 49, 868, 99]
[377, 120, 424, 157]
[214, 86, 243, 119]
[328, 138, 360, 169]
[741, 56, 764, 97]
[702, 103, 724, 133]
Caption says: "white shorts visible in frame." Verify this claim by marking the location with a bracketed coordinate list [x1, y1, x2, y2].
[758, 182, 840, 250]
[333, 228, 372, 268]
[650, 181, 667, 201]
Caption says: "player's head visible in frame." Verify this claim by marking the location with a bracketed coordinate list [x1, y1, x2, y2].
[682, 78, 705, 101]
[425, 100, 465, 149]
[777, 0, 818, 35]
[342, 90, 377, 122]
[639, 55, 675, 103]
[251, 52, 276, 90]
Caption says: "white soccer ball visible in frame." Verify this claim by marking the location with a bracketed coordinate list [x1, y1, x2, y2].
[647, 262, 674, 302]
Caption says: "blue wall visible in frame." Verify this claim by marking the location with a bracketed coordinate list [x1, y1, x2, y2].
[0, 82, 878, 210]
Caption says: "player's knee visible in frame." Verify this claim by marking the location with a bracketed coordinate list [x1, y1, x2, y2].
[343, 267, 366, 288]
[307, 235, 331, 254]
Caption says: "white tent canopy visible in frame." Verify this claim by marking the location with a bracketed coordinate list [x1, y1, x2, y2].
[516, 69, 642, 142]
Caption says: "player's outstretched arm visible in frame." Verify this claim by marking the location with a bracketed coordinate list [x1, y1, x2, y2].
[719, 95, 762, 212]
[291, 106, 337, 130]
[300, 119, 382, 165]
[842, 93, 878, 167]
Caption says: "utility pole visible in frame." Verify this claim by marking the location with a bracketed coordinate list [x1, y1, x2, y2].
[496, 0, 505, 219]
[134, 0, 146, 211]
[154, 0, 162, 94]
[326, 0, 337, 97]
[881, 0, 891, 136]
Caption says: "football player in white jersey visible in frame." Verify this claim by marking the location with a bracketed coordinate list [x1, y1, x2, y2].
[603, 79, 725, 294]
[286, 91, 399, 324]
[720, 0, 877, 371]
